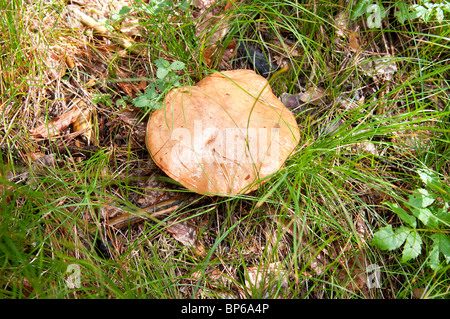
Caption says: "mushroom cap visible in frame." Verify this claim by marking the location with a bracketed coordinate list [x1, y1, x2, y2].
[146, 69, 300, 196]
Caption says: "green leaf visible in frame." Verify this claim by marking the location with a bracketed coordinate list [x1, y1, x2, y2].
[408, 188, 435, 209]
[145, 100, 162, 110]
[436, 204, 450, 227]
[384, 201, 416, 228]
[157, 67, 170, 80]
[410, 4, 428, 20]
[372, 225, 408, 250]
[170, 60, 185, 71]
[431, 233, 450, 263]
[118, 6, 131, 15]
[178, 0, 190, 12]
[144, 85, 157, 99]
[115, 98, 126, 107]
[411, 207, 437, 228]
[132, 95, 149, 108]
[351, 0, 372, 19]
[394, 1, 409, 24]
[417, 168, 444, 193]
[435, 8, 444, 23]
[401, 231, 423, 263]
[154, 58, 170, 70]
[427, 243, 440, 270]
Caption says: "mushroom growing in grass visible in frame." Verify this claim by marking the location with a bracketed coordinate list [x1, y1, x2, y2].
[146, 69, 300, 196]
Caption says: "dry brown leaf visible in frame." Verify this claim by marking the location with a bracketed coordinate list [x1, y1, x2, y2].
[353, 141, 379, 156]
[222, 40, 236, 62]
[194, 2, 234, 65]
[31, 105, 87, 139]
[355, 214, 369, 240]
[359, 54, 398, 82]
[336, 253, 373, 297]
[45, 52, 65, 79]
[349, 32, 361, 52]
[167, 221, 197, 247]
[244, 262, 288, 294]
[195, 12, 230, 45]
[281, 87, 326, 111]
[269, 39, 300, 57]
[298, 87, 326, 105]
[72, 105, 95, 145]
[101, 204, 127, 221]
[194, 0, 218, 10]
[167, 220, 206, 255]
[120, 17, 143, 39]
[65, 54, 75, 68]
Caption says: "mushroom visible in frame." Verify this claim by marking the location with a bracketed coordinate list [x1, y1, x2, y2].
[146, 69, 300, 196]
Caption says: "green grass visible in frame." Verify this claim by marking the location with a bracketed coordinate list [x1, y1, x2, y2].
[1, 0, 449, 299]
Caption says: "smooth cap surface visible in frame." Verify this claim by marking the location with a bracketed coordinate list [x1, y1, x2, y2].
[146, 69, 300, 195]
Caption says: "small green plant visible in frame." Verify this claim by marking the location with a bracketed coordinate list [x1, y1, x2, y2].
[351, 0, 387, 28]
[351, 0, 450, 27]
[92, 93, 114, 107]
[127, 58, 186, 111]
[372, 167, 450, 270]
[108, 6, 131, 30]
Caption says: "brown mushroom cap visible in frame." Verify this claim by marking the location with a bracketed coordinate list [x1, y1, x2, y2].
[146, 69, 300, 196]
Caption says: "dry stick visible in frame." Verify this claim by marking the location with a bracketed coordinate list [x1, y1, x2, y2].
[88, 194, 192, 233]
[67, 5, 147, 56]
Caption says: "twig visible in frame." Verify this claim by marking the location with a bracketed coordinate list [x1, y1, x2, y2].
[67, 5, 148, 56]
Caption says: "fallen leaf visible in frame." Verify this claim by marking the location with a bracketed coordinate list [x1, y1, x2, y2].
[167, 220, 206, 255]
[298, 86, 326, 105]
[280, 86, 326, 111]
[65, 54, 75, 68]
[349, 32, 361, 52]
[355, 214, 369, 240]
[31, 105, 87, 138]
[359, 54, 398, 82]
[72, 103, 95, 145]
[353, 141, 379, 156]
[45, 52, 65, 79]
[222, 40, 236, 62]
[167, 221, 197, 247]
[194, 0, 218, 11]
[194, 2, 234, 66]
[244, 262, 288, 295]
[101, 204, 127, 221]
[336, 253, 372, 297]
